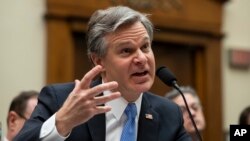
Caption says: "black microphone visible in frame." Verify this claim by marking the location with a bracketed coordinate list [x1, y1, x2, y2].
[156, 66, 203, 141]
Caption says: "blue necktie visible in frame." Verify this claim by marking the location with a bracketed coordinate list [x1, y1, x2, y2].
[120, 103, 137, 141]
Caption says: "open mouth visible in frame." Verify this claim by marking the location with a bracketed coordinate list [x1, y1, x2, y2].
[132, 71, 148, 76]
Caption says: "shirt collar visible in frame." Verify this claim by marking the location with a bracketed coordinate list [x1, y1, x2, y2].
[104, 90, 143, 120]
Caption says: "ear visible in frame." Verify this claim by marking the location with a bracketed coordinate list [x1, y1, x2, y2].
[90, 54, 104, 67]
[7, 111, 18, 130]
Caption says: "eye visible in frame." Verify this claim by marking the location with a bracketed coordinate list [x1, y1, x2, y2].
[191, 104, 201, 111]
[121, 48, 132, 54]
[119, 47, 133, 57]
[141, 43, 150, 52]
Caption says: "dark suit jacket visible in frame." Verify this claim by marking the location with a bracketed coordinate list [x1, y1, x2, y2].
[14, 79, 191, 141]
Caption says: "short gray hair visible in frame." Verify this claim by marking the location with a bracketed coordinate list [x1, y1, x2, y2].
[165, 86, 200, 103]
[87, 6, 154, 60]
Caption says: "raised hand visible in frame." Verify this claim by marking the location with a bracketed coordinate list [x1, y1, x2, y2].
[55, 65, 121, 136]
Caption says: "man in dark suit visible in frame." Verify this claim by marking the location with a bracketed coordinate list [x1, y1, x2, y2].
[14, 6, 191, 141]
[5, 90, 38, 141]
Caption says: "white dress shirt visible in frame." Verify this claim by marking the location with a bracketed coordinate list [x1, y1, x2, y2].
[104, 90, 142, 141]
[3, 136, 9, 141]
[39, 90, 142, 141]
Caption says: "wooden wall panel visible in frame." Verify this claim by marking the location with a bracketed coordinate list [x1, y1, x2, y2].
[203, 40, 223, 141]
[46, 0, 223, 33]
[46, 19, 75, 84]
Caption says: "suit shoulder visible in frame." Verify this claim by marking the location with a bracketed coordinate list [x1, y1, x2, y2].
[144, 92, 176, 105]
[143, 92, 180, 112]
[39, 82, 75, 105]
[42, 82, 75, 94]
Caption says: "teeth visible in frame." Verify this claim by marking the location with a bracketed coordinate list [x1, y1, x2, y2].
[137, 70, 146, 73]
[133, 71, 147, 76]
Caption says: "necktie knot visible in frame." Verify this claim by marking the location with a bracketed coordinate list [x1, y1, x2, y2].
[125, 103, 137, 119]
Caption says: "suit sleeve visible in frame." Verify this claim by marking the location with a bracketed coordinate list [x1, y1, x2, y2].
[14, 85, 62, 141]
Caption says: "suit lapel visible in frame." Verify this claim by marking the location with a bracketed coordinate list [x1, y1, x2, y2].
[88, 114, 106, 141]
[88, 79, 160, 141]
[88, 78, 106, 141]
[137, 93, 159, 141]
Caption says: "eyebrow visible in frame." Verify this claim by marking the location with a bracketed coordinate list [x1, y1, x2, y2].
[115, 36, 150, 47]
[115, 41, 133, 47]
[142, 36, 150, 43]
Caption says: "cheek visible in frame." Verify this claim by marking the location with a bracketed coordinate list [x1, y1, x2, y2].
[15, 120, 25, 133]
[197, 111, 205, 120]
[147, 54, 155, 64]
[183, 119, 191, 130]
[183, 116, 189, 124]
[103, 55, 126, 68]
[104, 62, 128, 81]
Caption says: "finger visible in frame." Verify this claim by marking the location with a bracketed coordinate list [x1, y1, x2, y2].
[80, 65, 103, 88]
[94, 106, 113, 115]
[71, 79, 81, 94]
[86, 81, 118, 98]
[94, 92, 121, 105]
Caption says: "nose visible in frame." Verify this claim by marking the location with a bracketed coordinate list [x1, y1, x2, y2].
[190, 108, 196, 117]
[133, 50, 147, 65]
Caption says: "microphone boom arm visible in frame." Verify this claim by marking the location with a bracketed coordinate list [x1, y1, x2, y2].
[156, 66, 203, 141]
[173, 81, 203, 141]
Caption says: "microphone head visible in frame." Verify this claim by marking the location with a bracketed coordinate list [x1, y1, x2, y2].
[156, 66, 177, 87]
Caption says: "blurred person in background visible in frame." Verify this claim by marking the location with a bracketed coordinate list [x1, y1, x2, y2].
[239, 105, 250, 125]
[165, 86, 206, 141]
[4, 90, 38, 141]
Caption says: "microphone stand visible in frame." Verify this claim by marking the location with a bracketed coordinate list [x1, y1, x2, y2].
[172, 81, 203, 141]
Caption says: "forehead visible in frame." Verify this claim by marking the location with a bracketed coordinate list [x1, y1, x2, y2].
[105, 22, 149, 43]
[173, 93, 198, 105]
[25, 97, 37, 113]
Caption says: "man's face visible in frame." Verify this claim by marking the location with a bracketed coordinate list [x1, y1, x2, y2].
[172, 93, 206, 133]
[98, 22, 155, 102]
[10, 97, 38, 139]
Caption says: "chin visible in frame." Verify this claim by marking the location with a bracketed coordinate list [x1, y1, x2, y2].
[133, 83, 152, 93]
